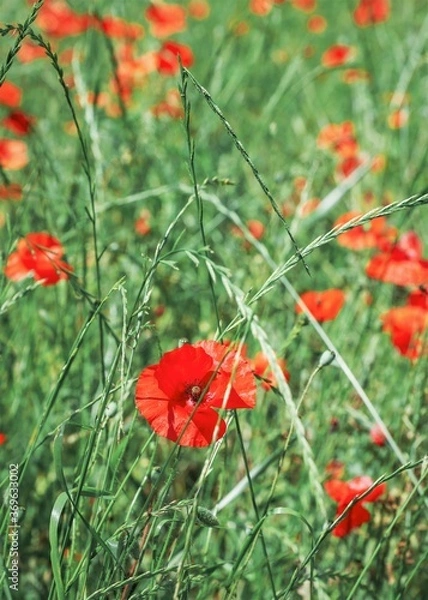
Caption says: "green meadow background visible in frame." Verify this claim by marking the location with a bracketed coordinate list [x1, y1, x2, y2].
[1, 1, 427, 598]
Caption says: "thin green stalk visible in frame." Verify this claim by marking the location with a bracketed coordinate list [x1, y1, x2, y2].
[181, 66, 309, 274]
[180, 66, 222, 334]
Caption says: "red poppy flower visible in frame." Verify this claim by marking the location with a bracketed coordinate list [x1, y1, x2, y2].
[95, 16, 144, 40]
[155, 41, 194, 76]
[317, 121, 359, 158]
[188, 0, 211, 20]
[295, 289, 346, 322]
[249, 0, 275, 15]
[134, 209, 152, 236]
[37, 1, 93, 37]
[0, 81, 22, 107]
[342, 68, 370, 84]
[18, 40, 46, 63]
[408, 288, 428, 310]
[325, 475, 386, 537]
[145, 3, 187, 38]
[0, 139, 29, 170]
[151, 89, 184, 119]
[335, 211, 397, 251]
[292, 0, 317, 12]
[321, 44, 355, 68]
[307, 15, 327, 33]
[0, 433, 7, 445]
[135, 341, 256, 447]
[0, 183, 22, 201]
[353, 0, 390, 27]
[380, 306, 428, 360]
[325, 459, 345, 480]
[251, 351, 290, 390]
[369, 423, 387, 446]
[297, 198, 321, 217]
[366, 232, 428, 287]
[2, 110, 35, 136]
[4, 232, 73, 286]
[336, 155, 363, 178]
[387, 108, 409, 129]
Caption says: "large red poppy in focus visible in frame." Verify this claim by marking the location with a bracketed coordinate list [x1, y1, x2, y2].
[4, 232, 73, 286]
[135, 341, 256, 447]
[325, 475, 386, 537]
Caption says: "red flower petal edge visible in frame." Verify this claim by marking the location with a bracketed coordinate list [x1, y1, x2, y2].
[325, 475, 386, 537]
[135, 341, 256, 447]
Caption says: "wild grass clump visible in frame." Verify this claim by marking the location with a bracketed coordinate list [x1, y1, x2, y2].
[0, 1, 427, 598]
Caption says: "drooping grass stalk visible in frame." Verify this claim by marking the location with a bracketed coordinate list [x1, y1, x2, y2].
[179, 65, 222, 334]
[205, 188, 427, 497]
[27, 27, 107, 385]
[181, 66, 309, 274]
[279, 458, 427, 597]
[0, 0, 44, 85]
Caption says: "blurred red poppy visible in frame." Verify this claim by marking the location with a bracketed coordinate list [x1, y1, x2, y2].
[37, 0, 93, 37]
[321, 44, 354, 68]
[188, 0, 211, 19]
[335, 211, 397, 251]
[18, 40, 46, 63]
[292, 0, 317, 12]
[0, 139, 29, 170]
[325, 475, 386, 537]
[0, 81, 22, 107]
[0, 433, 7, 445]
[295, 289, 345, 322]
[110, 46, 157, 103]
[369, 423, 387, 446]
[151, 89, 184, 119]
[156, 41, 194, 75]
[135, 341, 256, 447]
[2, 110, 35, 136]
[342, 68, 370, 84]
[145, 3, 187, 38]
[408, 288, 428, 310]
[325, 459, 345, 479]
[307, 15, 327, 33]
[134, 209, 152, 235]
[366, 232, 428, 286]
[95, 15, 144, 40]
[353, 0, 390, 27]
[387, 108, 409, 129]
[251, 351, 290, 390]
[317, 121, 358, 158]
[336, 155, 363, 178]
[0, 183, 22, 201]
[249, 0, 275, 15]
[380, 306, 428, 360]
[4, 232, 73, 286]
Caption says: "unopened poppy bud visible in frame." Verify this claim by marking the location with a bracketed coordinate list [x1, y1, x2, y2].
[196, 506, 219, 528]
[105, 402, 117, 418]
[149, 466, 162, 485]
[319, 350, 337, 368]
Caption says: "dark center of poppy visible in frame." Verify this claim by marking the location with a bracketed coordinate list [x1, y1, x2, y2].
[189, 385, 201, 401]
